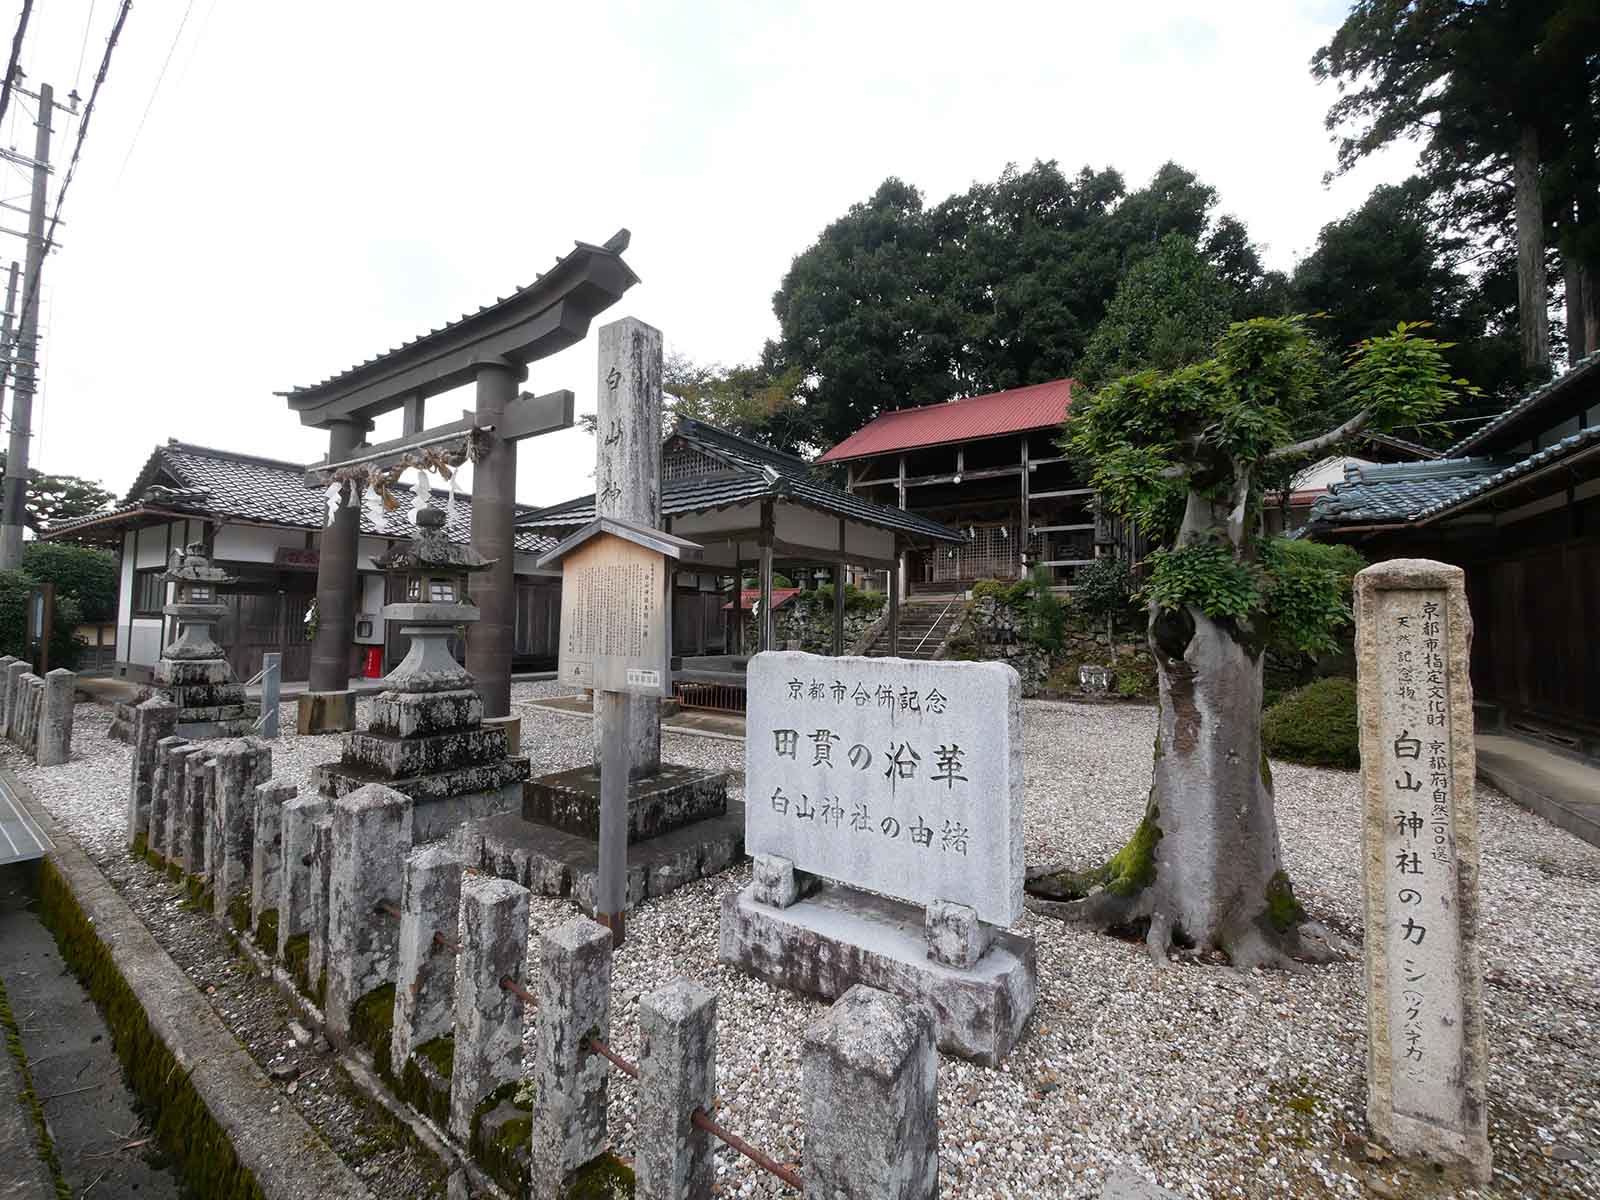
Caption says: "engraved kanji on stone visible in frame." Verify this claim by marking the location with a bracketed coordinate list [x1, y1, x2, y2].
[1393, 730, 1422, 760]
[847, 743, 871, 770]
[795, 794, 817, 821]
[1399, 917, 1427, 946]
[1394, 810, 1424, 838]
[820, 796, 844, 827]
[770, 787, 790, 815]
[787, 678, 804, 700]
[830, 680, 847, 703]
[925, 688, 948, 714]
[808, 679, 826, 701]
[880, 816, 901, 839]
[849, 802, 870, 832]
[1395, 849, 1422, 875]
[883, 742, 921, 791]
[773, 729, 799, 759]
[851, 684, 872, 707]
[909, 816, 933, 847]
[940, 819, 970, 856]
[932, 744, 968, 789]
[898, 687, 920, 713]
[875, 684, 895, 709]
[810, 729, 840, 767]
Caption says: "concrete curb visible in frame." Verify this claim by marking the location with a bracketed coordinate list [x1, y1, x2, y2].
[1477, 761, 1600, 850]
[5, 768, 370, 1200]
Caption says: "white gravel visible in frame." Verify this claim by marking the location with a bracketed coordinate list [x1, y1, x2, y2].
[12, 687, 1599, 1200]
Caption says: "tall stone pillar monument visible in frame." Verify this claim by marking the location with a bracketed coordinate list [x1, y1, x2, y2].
[1355, 558, 1490, 1183]
[591, 317, 663, 777]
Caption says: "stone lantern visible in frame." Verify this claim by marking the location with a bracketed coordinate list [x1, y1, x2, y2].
[163, 543, 234, 660]
[370, 504, 494, 693]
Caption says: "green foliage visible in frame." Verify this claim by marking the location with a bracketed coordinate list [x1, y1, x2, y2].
[1072, 555, 1140, 627]
[21, 542, 118, 622]
[1262, 677, 1360, 769]
[1258, 539, 1357, 657]
[1031, 805, 1163, 900]
[768, 161, 1274, 446]
[0, 451, 115, 534]
[741, 573, 794, 590]
[970, 577, 1031, 607]
[797, 583, 886, 615]
[1079, 234, 1240, 387]
[1264, 870, 1307, 933]
[0, 568, 86, 668]
[1023, 564, 1067, 654]
[1145, 545, 1260, 623]
[1114, 656, 1158, 699]
[350, 982, 398, 1085]
[662, 352, 813, 454]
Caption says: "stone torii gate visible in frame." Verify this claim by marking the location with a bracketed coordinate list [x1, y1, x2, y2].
[281, 231, 638, 733]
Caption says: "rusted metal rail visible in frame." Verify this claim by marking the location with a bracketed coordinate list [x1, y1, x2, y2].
[500, 976, 537, 1005]
[672, 680, 747, 714]
[585, 1036, 801, 1190]
[373, 901, 460, 953]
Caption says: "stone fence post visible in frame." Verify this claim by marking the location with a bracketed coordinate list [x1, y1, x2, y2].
[637, 979, 717, 1200]
[0, 654, 16, 734]
[0, 658, 25, 739]
[148, 735, 188, 862]
[391, 843, 464, 1076]
[181, 750, 212, 877]
[529, 916, 613, 1199]
[213, 740, 273, 923]
[127, 698, 178, 843]
[325, 783, 414, 1044]
[14, 673, 40, 752]
[278, 794, 331, 965]
[307, 816, 334, 1006]
[251, 780, 296, 950]
[448, 876, 531, 1141]
[802, 984, 938, 1200]
[164, 746, 204, 866]
[37, 668, 76, 766]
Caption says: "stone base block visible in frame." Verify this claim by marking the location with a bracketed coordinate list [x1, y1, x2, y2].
[524, 763, 728, 842]
[177, 718, 257, 740]
[717, 883, 1036, 1067]
[319, 756, 529, 806]
[342, 726, 508, 778]
[482, 715, 520, 756]
[469, 805, 745, 908]
[368, 688, 483, 739]
[319, 775, 521, 844]
[297, 690, 357, 735]
[154, 657, 233, 688]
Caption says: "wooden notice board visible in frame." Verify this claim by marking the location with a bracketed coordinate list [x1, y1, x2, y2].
[555, 531, 672, 697]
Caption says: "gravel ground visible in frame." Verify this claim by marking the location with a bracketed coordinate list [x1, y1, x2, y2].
[12, 686, 1599, 1200]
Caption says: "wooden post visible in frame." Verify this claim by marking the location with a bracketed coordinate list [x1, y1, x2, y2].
[833, 518, 846, 657]
[1019, 435, 1030, 579]
[759, 501, 775, 652]
[598, 689, 628, 948]
[887, 538, 901, 657]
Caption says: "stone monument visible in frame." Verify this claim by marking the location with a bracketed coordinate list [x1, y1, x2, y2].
[151, 544, 257, 739]
[720, 650, 1036, 1066]
[313, 504, 528, 842]
[1355, 558, 1490, 1183]
[470, 318, 740, 915]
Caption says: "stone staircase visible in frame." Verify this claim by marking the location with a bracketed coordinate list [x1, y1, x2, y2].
[864, 597, 966, 660]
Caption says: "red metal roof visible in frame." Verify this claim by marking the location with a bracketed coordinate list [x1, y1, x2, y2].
[722, 588, 801, 612]
[816, 378, 1074, 464]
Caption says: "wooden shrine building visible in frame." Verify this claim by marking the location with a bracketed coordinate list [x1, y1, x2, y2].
[817, 378, 1144, 594]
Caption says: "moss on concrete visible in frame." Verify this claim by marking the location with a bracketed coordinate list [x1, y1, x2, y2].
[282, 932, 311, 998]
[1264, 869, 1305, 933]
[469, 1082, 531, 1196]
[397, 1035, 453, 1126]
[0, 972, 72, 1200]
[568, 1152, 636, 1199]
[36, 858, 266, 1200]
[349, 983, 397, 1084]
[227, 891, 252, 935]
[254, 908, 279, 956]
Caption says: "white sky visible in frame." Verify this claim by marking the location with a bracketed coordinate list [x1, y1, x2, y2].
[11, 0, 1415, 511]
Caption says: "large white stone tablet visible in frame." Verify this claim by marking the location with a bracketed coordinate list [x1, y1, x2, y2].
[1355, 558, 1490, 1182]
[746, 651, 1023, 927]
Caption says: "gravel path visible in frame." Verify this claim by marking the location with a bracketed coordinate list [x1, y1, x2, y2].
[12, 687, 1599, 1200]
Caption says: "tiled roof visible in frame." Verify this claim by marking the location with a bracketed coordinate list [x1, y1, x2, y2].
[1304, 457, 1504, 527]
[522, 418, 964, 544]
[48, 440, 554, 553]
[1306, 426, 1600, 531]
[815, 378, 1073, 463]
[1447, 348, 1600, 456]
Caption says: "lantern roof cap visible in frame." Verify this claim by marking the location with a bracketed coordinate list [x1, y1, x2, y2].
[162, 542, 235, 586]
[372, 503, 496, 573]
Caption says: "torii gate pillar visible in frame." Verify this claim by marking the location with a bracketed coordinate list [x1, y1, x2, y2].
[299, 414, 372, 734]
[467, 356, 525, 718]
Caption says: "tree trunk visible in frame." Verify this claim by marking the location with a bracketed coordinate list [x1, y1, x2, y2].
[1138, 604, 1291, 965]
[1515, 122, 1550, 373]
[1026, 478, 1328, 969]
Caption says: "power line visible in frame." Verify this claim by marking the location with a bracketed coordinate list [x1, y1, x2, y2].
[0, 0, 35, 132]
[116, 0, 193, 183]
[73, 0, 98, 92]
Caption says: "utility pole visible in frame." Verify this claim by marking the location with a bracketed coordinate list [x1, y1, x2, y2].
[0, 80, 51, 568]
[0, 262, 19, 430]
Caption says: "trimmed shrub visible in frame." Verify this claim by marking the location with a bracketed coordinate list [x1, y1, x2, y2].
[1262, 676, 1359, 769]
[0, 567, 84, 668]
[21, 542, 118, 622]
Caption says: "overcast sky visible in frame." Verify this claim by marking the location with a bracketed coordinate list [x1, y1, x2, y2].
[11, 0, 1414, 511]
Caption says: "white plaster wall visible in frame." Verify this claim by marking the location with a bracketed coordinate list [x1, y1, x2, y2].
[129, 619, 163, 668]
[215, 523, 308, 563]
[116, 530, 135, 661]
[133, 524, 176, 569]
[1293, 456, 1371, 492]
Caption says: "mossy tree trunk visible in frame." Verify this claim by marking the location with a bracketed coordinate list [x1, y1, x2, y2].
[1028, 474, 1324, 969]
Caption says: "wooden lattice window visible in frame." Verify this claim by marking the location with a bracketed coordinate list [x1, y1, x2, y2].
[662, 447, 730, 481]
